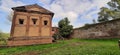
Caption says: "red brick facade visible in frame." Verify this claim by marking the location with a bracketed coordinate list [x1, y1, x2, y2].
[7, 4, 54, 46]
[51, 27, 59, 36]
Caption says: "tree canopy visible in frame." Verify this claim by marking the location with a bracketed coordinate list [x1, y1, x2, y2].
[58, 17, 73, 38]
[98, 0, 120, 22]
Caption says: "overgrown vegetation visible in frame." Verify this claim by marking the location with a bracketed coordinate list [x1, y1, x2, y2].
[0, 38, 120, 55]
[0, 31, 10, 45]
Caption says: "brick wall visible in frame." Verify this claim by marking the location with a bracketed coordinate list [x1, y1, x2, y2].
[7, 37, 52, 46]
[8, 4, 54, 46]
[71, 19, 120, 39]
[8, 12, 53, 46]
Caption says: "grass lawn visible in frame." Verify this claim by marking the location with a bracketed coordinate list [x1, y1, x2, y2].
[0, 38, 120, 55]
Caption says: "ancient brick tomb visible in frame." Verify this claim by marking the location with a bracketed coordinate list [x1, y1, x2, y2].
[7, 4, 54, 46]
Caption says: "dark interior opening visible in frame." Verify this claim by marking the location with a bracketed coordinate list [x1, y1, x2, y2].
[44, 20, 48, 25]
[32, 19, 37, 25]
[52, 29, 54, 31]
[19, 19, 24, 24]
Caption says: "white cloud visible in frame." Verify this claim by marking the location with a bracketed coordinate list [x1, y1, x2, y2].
[74, 23, 84, 28]
[39, 0, 52, 5]
[81, 10, 100, 19]
[39, 0, 111, 28]
[52, 22, 58, 27]
[0, 0, 111, 28]
[93, 0, 110, 8]
[0, 0, 25, 25]
[0, 0, 25, 13]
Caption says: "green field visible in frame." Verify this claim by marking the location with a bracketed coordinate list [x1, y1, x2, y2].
[0, 38, 120, 55]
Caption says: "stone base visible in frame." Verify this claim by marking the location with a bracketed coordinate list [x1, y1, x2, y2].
[7, 37, 52, 46]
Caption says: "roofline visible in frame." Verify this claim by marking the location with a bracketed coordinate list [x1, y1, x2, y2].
[12, 4, 54, 18]
[12, 4, 54, 13]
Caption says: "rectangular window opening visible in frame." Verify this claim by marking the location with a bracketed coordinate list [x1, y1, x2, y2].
[44, 20, 48, 25]
[52, 29, 54, 31]
[19, 19, 24, 24]
[32, 19, 37, 25]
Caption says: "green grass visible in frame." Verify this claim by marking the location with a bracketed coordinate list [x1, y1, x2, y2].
[0, 38, 120, 55]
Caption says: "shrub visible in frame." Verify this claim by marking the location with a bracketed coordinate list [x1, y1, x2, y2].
[58, 17, 73, 38]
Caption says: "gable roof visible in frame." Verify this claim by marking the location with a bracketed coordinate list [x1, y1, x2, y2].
[12, 4, 54, 17]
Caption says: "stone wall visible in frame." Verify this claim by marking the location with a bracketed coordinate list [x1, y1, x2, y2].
[71, 19, 120, 39]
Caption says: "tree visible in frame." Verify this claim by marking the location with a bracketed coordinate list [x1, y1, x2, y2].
[84, 23, 90, 26]
[98, 7, 111, 22]
[58, 17, 73, 38]
[98, 0, 120, 22]
[107, 0, 120, 19]
[92, 19, 96, 24]
[0, 30, 2, 38]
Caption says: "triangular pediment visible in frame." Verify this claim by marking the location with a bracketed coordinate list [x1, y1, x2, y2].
[27, 7, 40, 11]
[12, 4, 54, 14]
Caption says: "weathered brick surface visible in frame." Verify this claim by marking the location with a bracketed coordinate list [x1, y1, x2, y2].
[8, 4, 54, 46]
[7, 38, 52, 46]
[14, 26, 26, 37]
[28, 27, 39, 36]
[71, 19, 120, 39]
[51, 27, 59, 36]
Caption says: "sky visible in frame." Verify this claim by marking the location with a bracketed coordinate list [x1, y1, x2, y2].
[0, 0, 111, 33]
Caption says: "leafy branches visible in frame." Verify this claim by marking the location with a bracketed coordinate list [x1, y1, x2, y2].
[58, 17, 73, 38]
[98, 0, 120, 22]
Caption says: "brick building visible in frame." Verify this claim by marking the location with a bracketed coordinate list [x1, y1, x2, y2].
[7, 4, 54, 46]
[51, 27, 59, 36]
